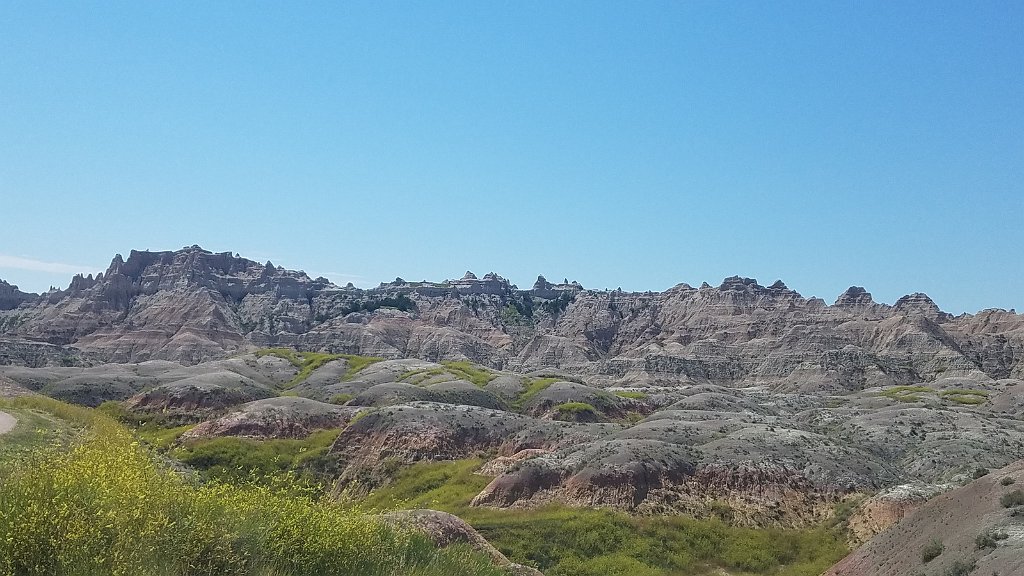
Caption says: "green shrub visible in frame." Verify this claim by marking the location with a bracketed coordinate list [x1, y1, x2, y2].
[340, 294, 416, 315]
[0, 400, 502, 576]
[944, 558, 977, 576]
[540, 292, 575, 315]
[973, 467, 989, 479]
[1001, 477, 1016, 486]
[975, 528, 1008, 549]
[921, 538, 944, 563]
[1000, 489, 1024, 508]
[173, 429, 342, 485]
[329, 393, 355, 405]
[554, 402, 599, 421]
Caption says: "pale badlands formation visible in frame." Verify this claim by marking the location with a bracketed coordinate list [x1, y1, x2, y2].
[1, 246, 1023, 564]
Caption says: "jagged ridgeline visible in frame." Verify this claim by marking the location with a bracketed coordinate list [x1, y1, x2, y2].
[0, 245, 1020, 392]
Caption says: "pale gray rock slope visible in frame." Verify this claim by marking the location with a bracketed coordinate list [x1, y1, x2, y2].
[825, 459, 1024, 576]
[1, 350, 1022, 527]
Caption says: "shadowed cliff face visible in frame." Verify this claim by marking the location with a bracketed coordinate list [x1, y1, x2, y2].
[0, 279, 36, 312]
[1, 246, 1020, 393]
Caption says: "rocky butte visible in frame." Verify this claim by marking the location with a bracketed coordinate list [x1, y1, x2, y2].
[1, 245, 1023, 560]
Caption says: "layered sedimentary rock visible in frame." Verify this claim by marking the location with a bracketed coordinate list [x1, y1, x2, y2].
[0, 246, 1019, 395]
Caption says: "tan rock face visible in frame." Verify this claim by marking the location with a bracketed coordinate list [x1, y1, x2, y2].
[846, 484, 948, 545]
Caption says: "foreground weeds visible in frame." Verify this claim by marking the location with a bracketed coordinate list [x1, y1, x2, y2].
[0, 396, 503, 576]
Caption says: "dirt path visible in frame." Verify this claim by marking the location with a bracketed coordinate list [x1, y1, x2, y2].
[0, 411, 15, 435]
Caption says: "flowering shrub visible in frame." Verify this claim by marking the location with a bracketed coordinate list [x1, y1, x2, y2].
[0, 396, 503, 576]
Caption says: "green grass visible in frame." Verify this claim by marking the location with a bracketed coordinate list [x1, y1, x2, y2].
[475, 509, 848, 576]
[329, 393, 355, 405]
[399, 367, 450, 385]
[0, 405, 74, 469]
[879, 385, 989, 406]
[173, 429, 343, 485]
[1000, 489, 1024, 508]
[939, 389, 989, 405]
[291, 352, 343, 386]
[96, 400, 194, 429]
[441, 361, 497, 387]
[513, 377, 559, 410]
[255, 347, 305, 366]
[362, 459, 848, 576]
[339, 354, 384, 380]
[555, 402, 598, 413]
[399, 362, 496, 388]
[0, 396, 505, 576]
[614, 391, 647, 399]
[255, 348, 383, 388]
[880, 385, 932, 402]
[136, 423, 194, 450]
[362, 459, 490, 513]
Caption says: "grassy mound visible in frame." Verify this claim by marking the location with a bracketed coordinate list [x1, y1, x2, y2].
[363, 459, 849, 576]
[173, 429, 341, 484]
[398, 361, 496, 388]
[255, 348, 384, 387]
[880, 385, 989, 405]
[0, 396, 505, 576]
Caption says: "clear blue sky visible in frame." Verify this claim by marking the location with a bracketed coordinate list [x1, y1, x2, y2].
[1, 1, 1021, 314]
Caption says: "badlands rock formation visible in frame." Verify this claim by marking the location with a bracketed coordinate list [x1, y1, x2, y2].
[1, 246, 1022, 529]
[0, 246, 1020, 391]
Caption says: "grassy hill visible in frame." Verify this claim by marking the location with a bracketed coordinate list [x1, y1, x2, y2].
[0, 396, 506, 576]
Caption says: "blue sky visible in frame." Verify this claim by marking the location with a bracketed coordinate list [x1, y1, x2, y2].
[0, 1, 1021, 314]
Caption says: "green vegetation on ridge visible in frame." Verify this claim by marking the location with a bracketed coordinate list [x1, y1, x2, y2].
[255, 348, 384, 387]
[880, 385, 990, 405]
[514, 377, 559, 409]
[398, 361, 497, 388]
